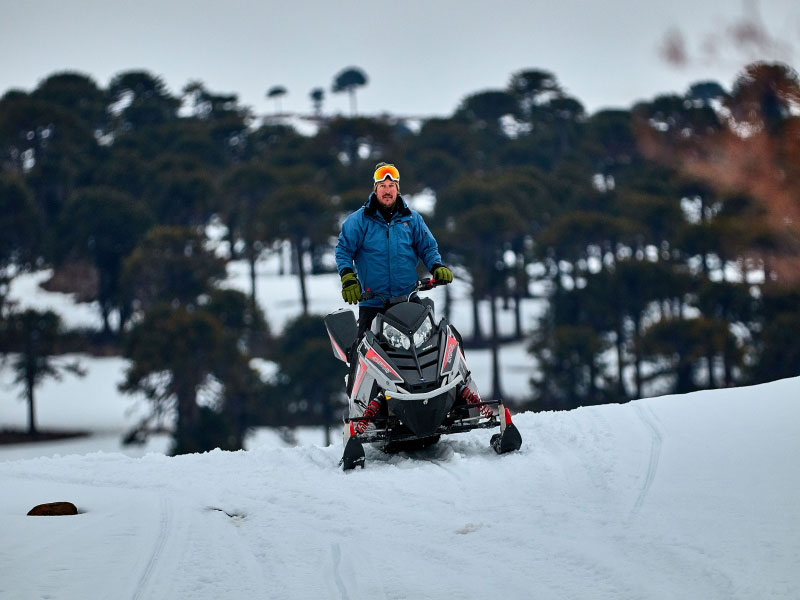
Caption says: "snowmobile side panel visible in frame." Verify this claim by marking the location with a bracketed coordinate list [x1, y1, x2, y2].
[324, 309, 358, 363]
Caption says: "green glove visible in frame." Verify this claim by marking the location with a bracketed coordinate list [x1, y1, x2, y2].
[432, 265, 453, 284]
[341, 271, 362, 304]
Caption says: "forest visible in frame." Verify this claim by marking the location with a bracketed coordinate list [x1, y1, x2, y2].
[1, 63, 799, 454]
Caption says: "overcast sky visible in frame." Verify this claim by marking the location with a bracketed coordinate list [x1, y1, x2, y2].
[2, 0, 798, 119]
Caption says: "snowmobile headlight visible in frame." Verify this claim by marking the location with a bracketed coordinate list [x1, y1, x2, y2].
[383, 322, 410, 350]
[413, 316, 434, 347]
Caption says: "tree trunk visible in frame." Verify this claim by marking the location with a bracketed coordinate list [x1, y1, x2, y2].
[706, 351, 718, 389]
[323, 394, 332, 448]
[723, 338, 734, 387]
[26, 371, 37, 436]
[173, 383, 199, 454]
[294, 236, 309, 315]
[443, 283, 451, 321]
[247, 248, 258, 313]
[471, 290, 484, 343]
[349, 89, 357, 116]
[100, 303, 112, 338]
[118, 300, 132, 336]
[615, 320, 627, 401]
[633, 314, 643, 400]
[489, 291, 504, 401]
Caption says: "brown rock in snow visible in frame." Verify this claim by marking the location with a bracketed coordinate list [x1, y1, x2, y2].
[27, 502, 79, 516]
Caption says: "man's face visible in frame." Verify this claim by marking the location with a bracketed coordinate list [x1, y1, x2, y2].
[375, 180, 398, 208]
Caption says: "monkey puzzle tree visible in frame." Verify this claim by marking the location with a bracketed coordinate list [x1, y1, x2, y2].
[267, 85, 287, 115]
[60, 186, 153, 336]
[1, 309, 84, 435]
[265, 184, 337, 315]
[332, 67, 368, 116]
[219, 162, 278, 314]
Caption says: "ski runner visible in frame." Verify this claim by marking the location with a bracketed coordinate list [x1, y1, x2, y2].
[335, 162, 491, 433]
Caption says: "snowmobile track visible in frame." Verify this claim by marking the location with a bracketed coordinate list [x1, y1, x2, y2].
[331, 542, 352, 600]
[132, 495, 173, 600]
[631, 403, 663, 516]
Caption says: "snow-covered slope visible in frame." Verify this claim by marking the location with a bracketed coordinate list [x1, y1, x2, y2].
[2, 377, 799, 599]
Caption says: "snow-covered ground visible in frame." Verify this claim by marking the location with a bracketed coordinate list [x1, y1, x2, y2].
[1, 378, 799, 599]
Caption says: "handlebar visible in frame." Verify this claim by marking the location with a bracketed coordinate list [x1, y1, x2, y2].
[360, 278, 446, 303]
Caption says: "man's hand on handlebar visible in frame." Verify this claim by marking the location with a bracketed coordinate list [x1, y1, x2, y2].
[432, 265, 453, 284]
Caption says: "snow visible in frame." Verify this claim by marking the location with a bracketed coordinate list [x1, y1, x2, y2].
[1, 379, 799, 598]
[2, 261, 800, 598]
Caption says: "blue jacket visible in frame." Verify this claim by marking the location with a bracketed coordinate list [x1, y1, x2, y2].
[336, 194, 443, 307]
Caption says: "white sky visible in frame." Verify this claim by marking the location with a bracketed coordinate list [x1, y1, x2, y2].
[2, 0, 798, 119]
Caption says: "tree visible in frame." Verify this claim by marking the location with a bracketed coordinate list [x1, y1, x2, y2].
[122, 226, 227, 313]
[317, 116, 395, 177]
[60, 186, 153, 336]
[0, 90, 99, 248]
[108, 70, 181, 131]
[457, 90, 518, 127]
[274, 314, 344, 445]
[749, 284, 800, 383]
[530, 323, 608, 411]
[508, 69, 563, 119]
[145, 153, 218, 226]
[266, 185, 337, 315]
[1, 309, 84, 435]
[121, 285, 268, 453]
[121, 304, 226, 454]
[219, 162, 278, 314]
[310, 87, 325, 117]
[332, 67, 368, 116]
[686, 81, 728, 106]
[32, 71, 109, 136]
[267, 86, 287, 115]
[453, 203, 527, 400]
[639, 317, 730, 394]
[728, 62, 800, 134]
[0, 174, 42, 312]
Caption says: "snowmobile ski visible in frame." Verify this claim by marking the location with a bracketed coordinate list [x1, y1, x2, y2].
[341, 436, 365, 470]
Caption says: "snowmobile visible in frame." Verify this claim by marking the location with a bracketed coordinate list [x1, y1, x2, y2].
[324, 278, 522, 470]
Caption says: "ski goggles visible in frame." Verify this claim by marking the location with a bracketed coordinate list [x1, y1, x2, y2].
[373, 164, 400, 183]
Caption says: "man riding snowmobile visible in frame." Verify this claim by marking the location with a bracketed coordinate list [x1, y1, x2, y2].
[328, 163, 521, 469]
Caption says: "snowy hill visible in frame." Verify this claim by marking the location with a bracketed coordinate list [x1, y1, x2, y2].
[2, 377, 799, 599]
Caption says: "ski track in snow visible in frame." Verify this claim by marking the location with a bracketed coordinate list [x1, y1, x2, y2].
[330, 543, 351, 600]
[630, 402, 664, 517]
[131, 495, 173, 600]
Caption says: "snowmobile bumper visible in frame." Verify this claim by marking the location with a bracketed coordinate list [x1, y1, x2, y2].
[385, 389, 458, 438]
[349, 413, 500, 446]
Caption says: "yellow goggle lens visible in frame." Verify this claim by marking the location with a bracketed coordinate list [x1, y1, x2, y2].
[374, 165, 400, 183]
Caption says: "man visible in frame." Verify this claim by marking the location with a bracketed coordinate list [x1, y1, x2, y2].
[335, 162, 451, 335]
[335, 162, 491, 432]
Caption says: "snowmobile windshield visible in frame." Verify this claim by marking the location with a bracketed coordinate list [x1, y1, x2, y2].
[384, 302, 427, 331]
